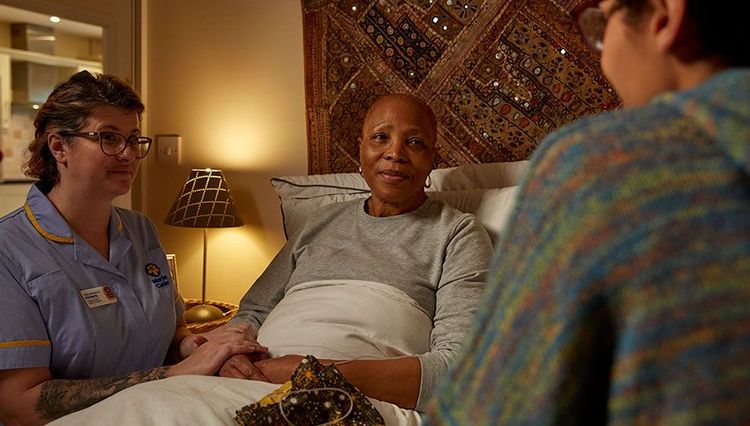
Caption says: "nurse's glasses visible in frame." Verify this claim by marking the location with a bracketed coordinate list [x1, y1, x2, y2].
[61, 131, 153, 159]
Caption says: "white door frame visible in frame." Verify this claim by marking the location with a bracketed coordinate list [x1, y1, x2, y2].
[0, 0, 139, 85]
[0, 0, 142, 209]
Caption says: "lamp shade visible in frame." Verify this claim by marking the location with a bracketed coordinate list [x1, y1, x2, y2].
[164, 169, 243, 228]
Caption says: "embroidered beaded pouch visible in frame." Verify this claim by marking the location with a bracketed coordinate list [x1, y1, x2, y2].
[234, 355, 385, 425]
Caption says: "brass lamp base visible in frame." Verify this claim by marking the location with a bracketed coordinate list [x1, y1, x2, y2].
[184, 303, 225, 323]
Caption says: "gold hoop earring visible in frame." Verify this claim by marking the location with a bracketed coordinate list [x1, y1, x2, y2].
[424, 175, 432, 189]
[358, 166, 363, 175]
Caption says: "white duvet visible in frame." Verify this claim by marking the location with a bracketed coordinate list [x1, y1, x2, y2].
[52, 281, 429, 425]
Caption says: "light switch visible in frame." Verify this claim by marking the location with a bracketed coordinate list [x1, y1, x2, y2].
[156, 135, 182, 165]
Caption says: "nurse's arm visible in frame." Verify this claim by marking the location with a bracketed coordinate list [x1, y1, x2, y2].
[165, 316, 192, 364]
[0, 366, 167, 425]
[0, 333, 259, 424]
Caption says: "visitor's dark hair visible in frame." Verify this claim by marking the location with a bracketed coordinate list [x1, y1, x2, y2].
[618, 0, 750, 66]
[23, 70, 145, 192]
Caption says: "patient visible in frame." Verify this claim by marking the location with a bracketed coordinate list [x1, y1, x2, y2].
[220, 93, 493, 411]
[428, 0, 750, 424]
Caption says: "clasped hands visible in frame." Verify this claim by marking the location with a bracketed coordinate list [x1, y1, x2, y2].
[219, 353, 304, 384]
[173, 322, 303, 383]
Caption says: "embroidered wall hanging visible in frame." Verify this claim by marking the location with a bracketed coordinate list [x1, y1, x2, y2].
[303, 0, 618, 174]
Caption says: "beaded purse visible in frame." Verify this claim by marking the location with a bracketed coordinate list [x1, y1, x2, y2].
[234, 355, 384, 425]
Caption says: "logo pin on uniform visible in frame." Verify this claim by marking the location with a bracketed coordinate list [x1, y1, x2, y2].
[145, 263, 161, 277]
[102, 286, 116, 300]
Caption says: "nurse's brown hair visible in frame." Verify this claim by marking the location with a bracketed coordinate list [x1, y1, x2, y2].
[23, 71, 144, 193]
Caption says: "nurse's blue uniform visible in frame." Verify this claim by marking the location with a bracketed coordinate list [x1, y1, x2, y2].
[0, 184, 182, 379]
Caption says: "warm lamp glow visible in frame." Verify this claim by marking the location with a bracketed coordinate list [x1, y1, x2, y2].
[212, 226, 260, 247]
[200, 122, 277, 169]
[189, 95, 305, 172]
[204, 227, 277, 304]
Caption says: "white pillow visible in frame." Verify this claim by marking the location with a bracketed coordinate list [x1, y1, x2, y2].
[271, 161, 529, 244]
[270, 176, 369, 239]
[428, 187, 519, 244]
[429, 161, 529, 191]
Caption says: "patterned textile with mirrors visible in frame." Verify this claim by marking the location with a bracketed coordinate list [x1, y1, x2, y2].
[303, 0, 614, 173]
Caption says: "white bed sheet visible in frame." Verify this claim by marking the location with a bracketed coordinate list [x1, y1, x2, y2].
[257, 280, 433, 359]
[51, 281, 429, 425]
[50, 375, 422, 425]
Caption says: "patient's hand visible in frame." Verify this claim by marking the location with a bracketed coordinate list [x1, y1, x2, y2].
[219, 353, 271, 381]
[252, 355, 305, 384]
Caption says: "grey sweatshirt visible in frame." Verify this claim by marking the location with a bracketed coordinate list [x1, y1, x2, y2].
[232, 197, 492, 410]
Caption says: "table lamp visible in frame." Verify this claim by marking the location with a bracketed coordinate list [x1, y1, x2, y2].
[164, 168, 243, 323]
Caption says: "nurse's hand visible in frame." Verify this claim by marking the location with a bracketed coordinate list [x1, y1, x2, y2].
[178, 334, 206, 359]
[167, 332, 263, 377]
[178, 322, 265, 358]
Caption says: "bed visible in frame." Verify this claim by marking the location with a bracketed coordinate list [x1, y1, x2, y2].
[51, 160, 529, 426]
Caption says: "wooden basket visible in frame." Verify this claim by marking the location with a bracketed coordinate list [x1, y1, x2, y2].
[184, 298, 239, 332]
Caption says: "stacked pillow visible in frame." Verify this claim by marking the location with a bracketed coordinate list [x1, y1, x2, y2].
[271, 161, 529, 245]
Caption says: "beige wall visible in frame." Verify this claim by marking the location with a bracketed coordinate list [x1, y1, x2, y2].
[142, 0, 307, 304]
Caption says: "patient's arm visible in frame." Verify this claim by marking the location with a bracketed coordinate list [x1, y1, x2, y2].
[218, 352, 270, 381]
[231, 237, 298, 330]
[0, 332, 259, 425]
[221, 354, 421, 409]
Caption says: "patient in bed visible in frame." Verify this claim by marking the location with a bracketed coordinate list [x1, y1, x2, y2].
[219, 93, 493, 412]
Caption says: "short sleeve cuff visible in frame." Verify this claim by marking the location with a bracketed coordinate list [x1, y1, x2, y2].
[0, 341, 51, 370]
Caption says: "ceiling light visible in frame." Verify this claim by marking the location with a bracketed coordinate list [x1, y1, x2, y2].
[49, 16, 61, 23]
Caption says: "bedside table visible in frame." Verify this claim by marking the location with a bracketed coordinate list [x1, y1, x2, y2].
[184, 298, 239, 333]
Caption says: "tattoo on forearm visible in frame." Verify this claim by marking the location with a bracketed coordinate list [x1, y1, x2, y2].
[35, 367, 168, 421]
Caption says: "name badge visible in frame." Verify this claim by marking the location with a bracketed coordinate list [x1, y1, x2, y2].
[80, 286, 117, 308]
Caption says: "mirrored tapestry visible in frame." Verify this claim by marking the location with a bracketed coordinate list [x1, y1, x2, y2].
[303, 0, 618, 174]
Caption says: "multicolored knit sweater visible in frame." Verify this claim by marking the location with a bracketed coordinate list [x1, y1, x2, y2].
[427, 69, 750, 425]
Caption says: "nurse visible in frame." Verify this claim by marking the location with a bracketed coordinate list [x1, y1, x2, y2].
[0, 71, 260, 425]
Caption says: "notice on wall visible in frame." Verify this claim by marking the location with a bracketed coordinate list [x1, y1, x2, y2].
[0, 109, 34, 182]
